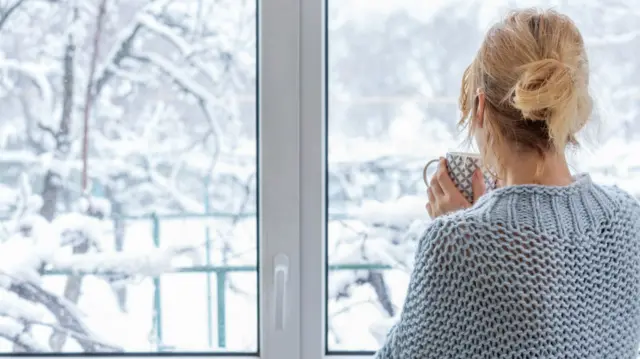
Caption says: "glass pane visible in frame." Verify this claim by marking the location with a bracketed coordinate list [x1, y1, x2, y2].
[0, 0, 257, 354]
[326, 0, 640, 353]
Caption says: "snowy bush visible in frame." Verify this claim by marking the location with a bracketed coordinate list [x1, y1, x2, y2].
[0, 177, 199, 352]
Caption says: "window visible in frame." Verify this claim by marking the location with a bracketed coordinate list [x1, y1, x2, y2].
[0, 0, 638, 357]
[325, 0, 640, 355]
[0, 0, 257, 354]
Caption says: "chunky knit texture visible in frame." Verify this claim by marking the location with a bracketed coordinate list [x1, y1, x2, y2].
[375, 174, 640, 358]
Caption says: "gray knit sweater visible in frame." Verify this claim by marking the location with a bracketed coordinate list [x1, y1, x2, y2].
[375, 174, 640, 358]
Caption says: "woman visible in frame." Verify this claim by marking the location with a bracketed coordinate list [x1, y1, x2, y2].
[376, 8, 640, 359]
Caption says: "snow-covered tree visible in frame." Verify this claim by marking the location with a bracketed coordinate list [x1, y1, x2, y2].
[0, 0, 255, 352]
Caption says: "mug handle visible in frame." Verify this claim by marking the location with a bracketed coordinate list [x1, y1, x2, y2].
[422, 159, 441, 187]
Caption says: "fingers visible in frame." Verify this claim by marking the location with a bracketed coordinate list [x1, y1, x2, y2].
[427, 186, 436, 204]
[472, 168, 487, 203]
[429, 175, 444, 196]
[434, 158, 458, 195]
[425, 157, 481, 218]
[427, 186, 437, 218]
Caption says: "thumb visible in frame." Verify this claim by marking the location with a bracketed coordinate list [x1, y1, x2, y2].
[472, 168, 486, 203]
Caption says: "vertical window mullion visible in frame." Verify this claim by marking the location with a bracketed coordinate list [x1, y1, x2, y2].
[259, 0, 302, 359]
[300, 0, 326, 358]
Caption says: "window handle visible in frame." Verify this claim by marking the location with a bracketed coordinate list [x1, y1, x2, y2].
[274, 253, 289, 331]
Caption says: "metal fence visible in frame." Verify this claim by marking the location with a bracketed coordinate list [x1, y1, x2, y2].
[41, 212, 392, 350]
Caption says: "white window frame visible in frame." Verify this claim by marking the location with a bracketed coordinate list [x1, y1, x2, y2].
[271, 0, 375, 356]
[259, 0, 303, 358]
[300, 0, 325, 355]
[264, 0, 371, 356]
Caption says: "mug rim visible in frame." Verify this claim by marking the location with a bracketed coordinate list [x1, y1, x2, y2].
[447, 151, 481, 158]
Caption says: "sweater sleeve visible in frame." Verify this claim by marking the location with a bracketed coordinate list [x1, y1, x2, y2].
[374, 218, 458, 359]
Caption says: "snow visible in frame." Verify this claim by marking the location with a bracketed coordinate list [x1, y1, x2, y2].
[0, 237, 44, 283]
[0, 316, 50, 352]
[0, 287, 47, 322]
[0, 0, 637, 354]
[50, 245, 199, 278]
[351, 195, 427, 225]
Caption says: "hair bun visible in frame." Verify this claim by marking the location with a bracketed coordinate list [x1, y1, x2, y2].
[511, 58, 580, 145]
[512, 58, 575, 121]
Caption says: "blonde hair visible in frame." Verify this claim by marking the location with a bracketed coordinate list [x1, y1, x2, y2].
[459, 8, 593, 176]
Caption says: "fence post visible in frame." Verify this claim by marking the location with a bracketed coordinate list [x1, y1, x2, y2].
[204, 176, 215, 348]
[151, 213, 163, 349]
[216, 270, 227, 348]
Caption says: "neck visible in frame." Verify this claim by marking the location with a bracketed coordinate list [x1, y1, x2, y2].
[500, 151, 574, 187]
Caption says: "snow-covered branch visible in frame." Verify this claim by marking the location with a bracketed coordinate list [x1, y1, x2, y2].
[0, 58, 54, 113]
[5, 276, 121, 352]
[50, 244, 200, 279]
[0, 316, 49, 352]
[0, 174, 201, 352]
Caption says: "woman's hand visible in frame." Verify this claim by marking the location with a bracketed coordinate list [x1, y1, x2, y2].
[426, 158, 486, 219]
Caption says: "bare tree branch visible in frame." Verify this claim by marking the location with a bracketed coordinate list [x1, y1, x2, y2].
[0, 0, 27, 31]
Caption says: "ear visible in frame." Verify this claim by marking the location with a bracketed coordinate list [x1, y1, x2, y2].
[475, 91, 486, 128]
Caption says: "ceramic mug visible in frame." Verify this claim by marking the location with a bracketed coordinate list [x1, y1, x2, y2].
[423, 152, 496, 203]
